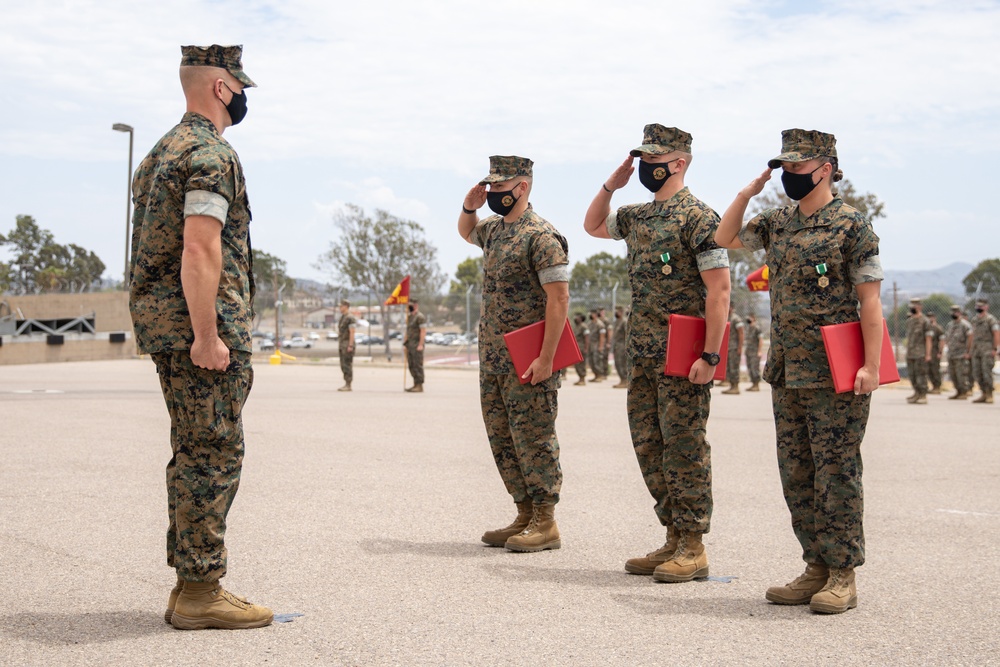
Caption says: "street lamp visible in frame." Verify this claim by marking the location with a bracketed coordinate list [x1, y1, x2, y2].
[112, 123, 134, 288]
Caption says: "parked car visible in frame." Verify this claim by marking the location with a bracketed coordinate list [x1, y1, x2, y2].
[282, 336, 312, 349]
[308, 331, 320, 341]
[259, 338, 275, 350]
[326, 330, 338, 340]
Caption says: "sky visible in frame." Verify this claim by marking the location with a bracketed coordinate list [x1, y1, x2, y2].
[1, 0, 998, 289]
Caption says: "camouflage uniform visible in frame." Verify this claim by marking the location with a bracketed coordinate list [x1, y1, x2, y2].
[744, 318, 761, 385]
[405, 310, 427, 385]
[606, 140, 729, 533]
[945, 312, 973, 395]
[600, 314, 612, 377]
[338, 311, 357, 383]
[588, 314, 607, 379]
[471, 159, 569, 506]
[726, 312, 745, 385]
[971, 310, 999, 396]
[927, 318, 944, 391]
[573, 317, 589, 382]
[129, 49, 257, 582]
[739, 129, 884, 570]
[905, 310, 931, 398]
[613, 312, 630, 382]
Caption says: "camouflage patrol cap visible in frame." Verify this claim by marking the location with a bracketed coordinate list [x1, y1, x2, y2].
[768, 129, 836, 168]
[479, 156, 533, 185]
[950, 304, 961, 311]
[340, 299, 351, 307]
[976, 297, 989, 305]
[180, 44, 257, 88]
[630, 124, 693, 157]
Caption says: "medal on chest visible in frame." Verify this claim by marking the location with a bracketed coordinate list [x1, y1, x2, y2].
[660, 252, 672, 276]
[815, 263, 829, 288]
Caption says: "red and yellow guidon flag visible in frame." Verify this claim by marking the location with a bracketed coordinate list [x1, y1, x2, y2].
[746, 265, 769, 292]
[385, 275, 410, 305]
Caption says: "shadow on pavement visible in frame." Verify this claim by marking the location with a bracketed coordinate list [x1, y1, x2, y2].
[610, 593, 797, 620]
[0, 610, 171, 645]
[360, 538, 489, 558]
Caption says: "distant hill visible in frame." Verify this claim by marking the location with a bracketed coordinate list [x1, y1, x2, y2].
[881, 261, 973, 300]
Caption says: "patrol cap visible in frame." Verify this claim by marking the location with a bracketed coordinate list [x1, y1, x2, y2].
[630, 124, 692, 157]
[340, 299, 351, 307]
[479, 156, 533, 185]
[950, 304, 961, 311]
[180, 44, 257, 88]
[909, 297, 922, 305]
[976, 297, 989, 305]
[768, 129, 837, 168]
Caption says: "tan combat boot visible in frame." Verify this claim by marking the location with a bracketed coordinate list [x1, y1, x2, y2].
[164, 577, 183, 624]
[722, 383, 740, 395]
[948, 391, 962, 400]
[573, 378, 586, 386]
[505, 504, 561, 552]
[973, 393, 994, 404]
[613, 381, 628, 388]
[481, 500, 533, 547]
[338, 382, 352, 392]
[928, 387, 941, 395]
[405, 384, 423, 393]
[748, 382, 760, 392]
[914, 395, 927, 404]
[625, 526, 679, 575]
[765, 562, 829, 605]
[170, 582, 273, 630]
[652, 531, 708, 582]
[809, 567, 857, 614]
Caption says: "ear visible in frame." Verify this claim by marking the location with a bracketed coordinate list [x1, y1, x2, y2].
[672, 157, 686, 174]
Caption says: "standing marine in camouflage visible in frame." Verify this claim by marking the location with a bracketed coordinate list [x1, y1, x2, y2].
[405, 299, 428, 392]
[722, 304, 745, 394]
[612, 306, 630, 388]
[588, 310, 607, 382]
[905, 298, 932, 404]
[338, 300, 357, 391]
[585, 124, 730, 583]
[459, 155, 570, 552]
[945, 304, 974, 399]
[970, 298, 1000, 403]
[129, 44, 272, 630]
[572, 312, 590, 386]
[926, 312, 944, 394]
[599, 307, 612, 379]
[717, 129, 884, 615]
[744, 313, 762, 391]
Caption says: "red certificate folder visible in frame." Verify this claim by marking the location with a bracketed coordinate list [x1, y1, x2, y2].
[503, 319, 584, 384]
[664, 314, 730, 381]
[820, 318, 900, 393]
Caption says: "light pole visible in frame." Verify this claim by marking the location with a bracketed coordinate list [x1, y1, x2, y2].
[112, 123, 134, 288]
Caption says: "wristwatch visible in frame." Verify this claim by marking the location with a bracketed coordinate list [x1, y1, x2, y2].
[701, 352, 721, 366]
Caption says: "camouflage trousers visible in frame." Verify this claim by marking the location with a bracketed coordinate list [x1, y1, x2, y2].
[480, 371, 562, 505]
[971, 352, 996, 394]
[928, 355, 942, 389]
[726, 346, 741, 384]
[589, 346, 603, 377]
[339, 349, 354, 383]
[613, 344, 629, 382]
[745, 350, 761, 384]
[574, 359, 587, 381]
[406, 345, 424, 385]
[627, 357, 713, 533]
[152, 350, 252, 583]
[602, 346, 611, 377]
[907, 358, 928, 397]
[947, 356, 972, 394]
[771, 386, 868, 569]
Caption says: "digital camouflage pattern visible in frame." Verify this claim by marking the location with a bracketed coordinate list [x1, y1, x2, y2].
[339, 311, 357, 383]
[608, 187, 729, 360]
[627, 358, 713, 532]
[589, 314, 607, 377]
[928, 319, 944, 389]
[180, 44, 257, 88]
[573, 318, 589, 381]
[480, 372, 562, 504]
[129, 112, 255, 355]
[613, 313, 629, 382]
[772, 386, 868, 569]
[629, 124, 693, 157]
[470, 205, 569, 391]
[945, 316, 974, 394]
[152, 350, 252, 582]
[479, 155, 533, 185]
[726, 312, 745, 384]
[767, 128, 838, 169]
[971, 311, 999, 395]
[906, 313, 931, 397]
[745, 319, 762, 385]
[405, 310, 427, 385]
[739, 197, 883, 388]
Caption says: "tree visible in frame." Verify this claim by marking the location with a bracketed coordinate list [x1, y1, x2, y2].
[962, 258, 1000, 298]
[0, 215, 106, 294]
[445, 256, 482, 320]
[252, 249, 296, 311]
[749, 177, 887, 223]
[315, 205, 446, 355]
[569, 252, 629, 309]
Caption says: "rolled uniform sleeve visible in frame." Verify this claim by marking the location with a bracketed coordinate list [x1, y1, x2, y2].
[607, 204, 640, 242]
[537, 264, 569, 284]
[846, 219, 884, 285]
[688, 207, 729, 272]
[738, 210, 772, 252]
[185, 147, 236, 225]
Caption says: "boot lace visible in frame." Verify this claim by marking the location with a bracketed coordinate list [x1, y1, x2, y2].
[218, 588, 252, 610]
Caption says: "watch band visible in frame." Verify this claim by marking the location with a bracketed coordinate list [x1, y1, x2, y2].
[462, 205, 476, 215]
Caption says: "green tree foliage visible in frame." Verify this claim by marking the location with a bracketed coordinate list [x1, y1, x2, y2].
[315, 204, 446, 352]
[445, 256, 483, 319]
[569, 251, 628, 292]
[887, 293, 954, 339]
[0, 215, 106, 294]
[962, 258, 1000, 297]
[252, 249, 296, 311]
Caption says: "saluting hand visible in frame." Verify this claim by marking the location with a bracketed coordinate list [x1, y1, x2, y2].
[739, 169, 773, 200]
[464, 184, 487, 212]
[604, 156, 635, 191]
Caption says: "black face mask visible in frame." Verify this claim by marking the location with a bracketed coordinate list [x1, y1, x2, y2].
[952, 313, 960, 320]
[408, 305, 415, 313]
[487, 185, 521, 216]
[781, 164, 823, 201]
[638, 159, 677, 193]
[976, 307, 986, 313]
[909, 307, 918, 315]
[746, 318, 752, 324]
[223, 83, 248, 126]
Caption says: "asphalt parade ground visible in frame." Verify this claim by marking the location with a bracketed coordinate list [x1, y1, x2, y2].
[1, 358, 997, 666]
